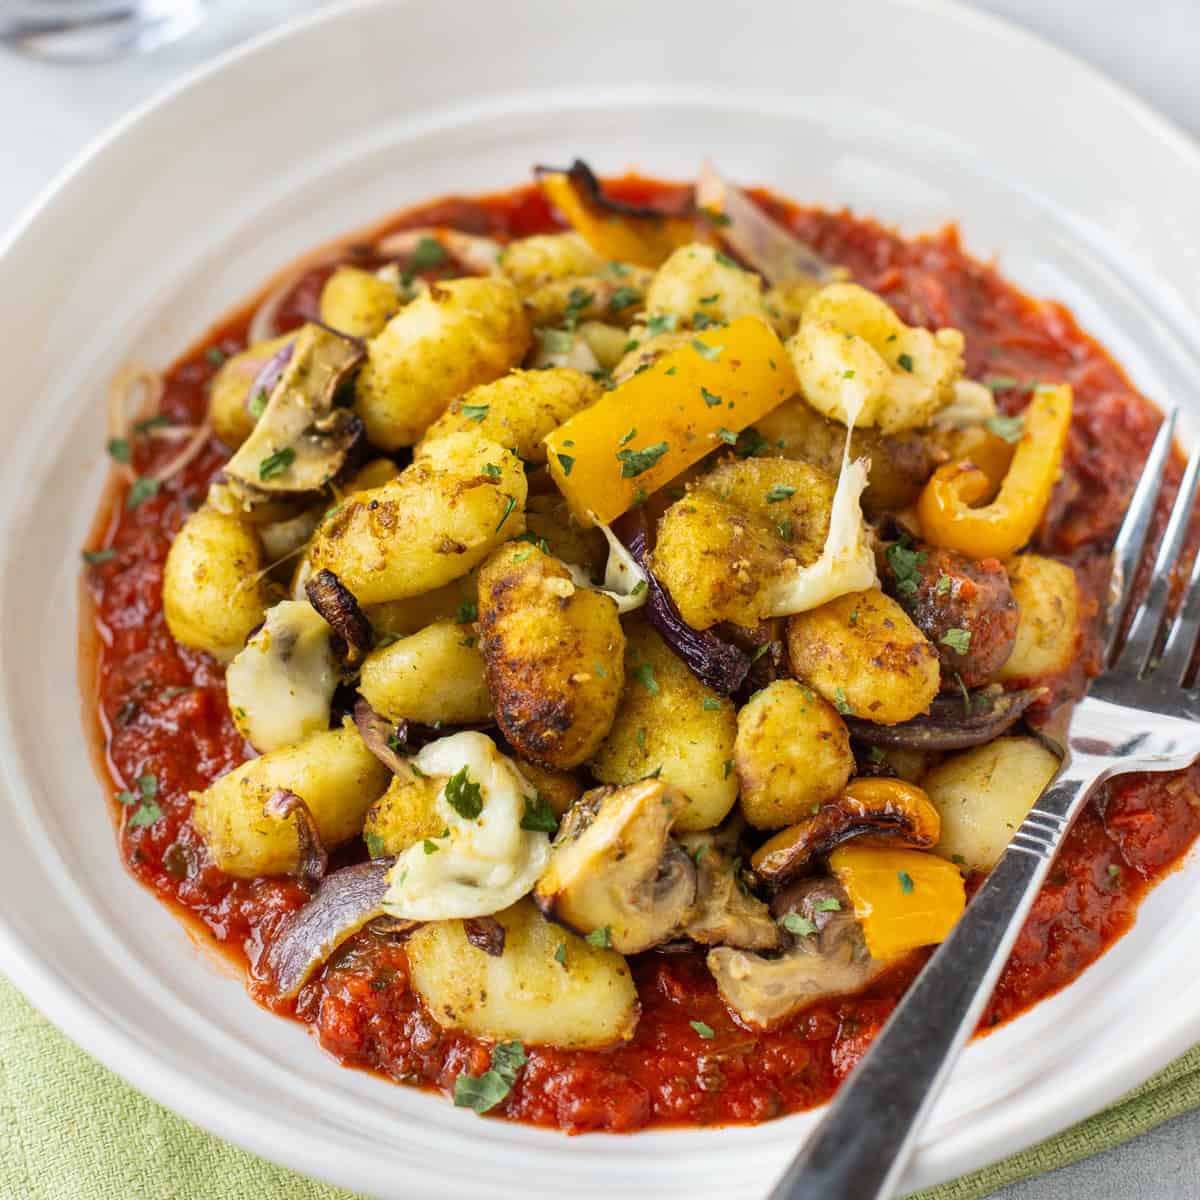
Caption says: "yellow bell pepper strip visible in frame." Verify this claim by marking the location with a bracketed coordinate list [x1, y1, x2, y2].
[543, 317, 798, 526]
[828, 843, 966, 962]
[538, 167, 697, 269]
[916, 384, 1072, 560]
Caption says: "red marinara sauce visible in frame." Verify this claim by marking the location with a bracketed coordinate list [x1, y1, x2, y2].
[80, 176, 1200, 1134]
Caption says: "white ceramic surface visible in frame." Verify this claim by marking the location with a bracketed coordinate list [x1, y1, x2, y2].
[1, 2, 1198, 1197]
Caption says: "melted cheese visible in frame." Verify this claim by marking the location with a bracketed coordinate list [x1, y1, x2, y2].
[564, 520, 649, 614]
[381, 732, 550, 920]
[224, 600, 339, 752]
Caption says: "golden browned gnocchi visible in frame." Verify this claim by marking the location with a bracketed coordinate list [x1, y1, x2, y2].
[996, 554, 1081, 682]
[786, 588, 940, 724]
[591, 622, 738, 832]
[307, 432, 526, 607]
[735, 679, 854, 829]
[354, 276, 530, 449]
[416, 367, 600, 464]
[207, 333, 293, 448]
[477, 542, 625, 769]
[406, 899, 639, 1048]
[191, 724, 390, 877]
[523, 492, 607, 576]
[498, 232, 607, 292]
[318, 265, 401, 338]
[162, 507, 276, 661]
[357, 619, 491, 726]
[522, 267, 653, 329]
[361, 767, 446, 857]
[645, 242, 769, 327]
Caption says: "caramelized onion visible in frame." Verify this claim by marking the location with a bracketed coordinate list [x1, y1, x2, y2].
[352, 697, 409, 775]
[264, 859, 395, 998]
[263, 789, 327, 893]
[846, 686, 1044, 751]
[612, 511, 751, 694]
[463, 915, 506, 957]
[306, 568, 373, 669]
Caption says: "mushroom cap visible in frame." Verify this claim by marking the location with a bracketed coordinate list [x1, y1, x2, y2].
[750, 777, 941, 886]
[678, 831, 780, 951]
[533, 778, 697, 954]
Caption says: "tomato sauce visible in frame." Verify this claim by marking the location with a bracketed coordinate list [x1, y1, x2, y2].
[81, 176, 1200, 1133]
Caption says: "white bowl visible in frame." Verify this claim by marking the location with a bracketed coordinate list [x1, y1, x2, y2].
[1, 1, 1199, 1196]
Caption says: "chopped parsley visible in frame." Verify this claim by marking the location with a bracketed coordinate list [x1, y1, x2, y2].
[607, 286, 641, 313]
[481, 462, 502, 479]
[364, 832, 386, 859]
[984, 375, 1020, 392]
[936, 573, 952, 596]
[461, 403, 489, 422]
[722, 758, 734, 779]
[125, 477, 159, 510]
[716, 426, 738, 445]
[585, 926, 612, 949]
[408, 236, 448, 271]
[714, 251, 737, 268]
[1107, 863, 1123, 884]
[205, 346, 226, 366]
[563, 286, 594, 328]
[940, 628, 972, 655]
[632, 662, 659, 695]
[897, 352, 914, 373]
[702, 697, 722, 711]
[453, 1041, 527, 1114]
[248, 389, 269, 420]
[886, 537, 926, 599]
[455, 601, 478, 625]
[898, 871, 915, 894]
[646, 312, 679, 337]
[128, 802, 162, 828]
[736, 427, 768, 458]
[782, 913, 818, 937]
[556, 451, 575, 476]
[422, 839, 440, 855]
[848, 608, 860, 626]
[82, 548, 116, 565]
[554, 943, 568, 966]
[689, 1020, 715, 1040]
[987, 413, 1025, 444]
[106, 437, 131, 464]
[701, 386, 723, 408]
[690, 338, 722, 361]
[833, 688, 853, 715]
[866, 746, 887, 764]
[541, 329, 574, 355]
[495, 494, 517, 532]
[701, 207, 731, 227]
[445, 765, 484, 820]
[616, 441, 669, 478]
[812, 897, 842, 912]
[593, 660, 608, 679]
[258, 447, 295, 481]
[765, 484, 796, 504]
[520, 794, 558, 833]
[777, 518, 794, 541]
[619, 427, 637, 445]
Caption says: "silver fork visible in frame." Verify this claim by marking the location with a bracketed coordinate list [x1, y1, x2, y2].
[770, 408, 1200, 1200]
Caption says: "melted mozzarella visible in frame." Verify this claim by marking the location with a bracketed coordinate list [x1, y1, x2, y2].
[225, 600, 339, 752]
[565, 520, 649, 614]
[382, 732, 550, 921]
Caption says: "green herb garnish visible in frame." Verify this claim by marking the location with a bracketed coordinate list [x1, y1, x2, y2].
[616, 441, 669, 478]
[453, 1041, 527, 1114]
[445, 766, 484, 820]
[258, 447, 295, 481]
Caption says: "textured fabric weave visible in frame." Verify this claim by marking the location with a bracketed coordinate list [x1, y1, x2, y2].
[2, 972, 1196, 1200]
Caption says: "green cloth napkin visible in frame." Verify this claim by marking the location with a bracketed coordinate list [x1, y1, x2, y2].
[1, 972, 1195, 1200]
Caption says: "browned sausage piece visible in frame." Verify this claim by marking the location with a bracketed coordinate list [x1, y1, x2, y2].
[883, 540, 1018, 690]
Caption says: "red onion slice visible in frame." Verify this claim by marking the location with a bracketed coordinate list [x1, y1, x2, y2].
[352, 698, 409, 775]
[846, 687, 1045, 752]
[264, 859, 396, 998]
[243, 339, 294, 419]
[263, 789, 327, 893]
[612, 512, 751, 695]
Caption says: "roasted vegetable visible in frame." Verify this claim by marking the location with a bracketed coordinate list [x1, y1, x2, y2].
[307, 432, 526, 607]
[536, 160, 695, 268]
[751, 778, 941, 884]
[543, 317, 797, 526]
[534, 779, 696, 953]
[678, 829, 780, 951]
[162, 507, 275, 661]
[354, 276, 530, 449]
[191, 724, 390, 878]
[845, 686, 1044, 751]
[707, 878, 887, 1028]
[734, 680, 854, 830]
[786, 588, 940, 725]
[477, 543, 625, 769]
[828, 844, 966, 961]
[917, 385, 1072, 560]
[591, 622, 738, 831]
[922, 735, 1060, 871]
[407, 898, 639, 1049]
[358, 620, 491, 726]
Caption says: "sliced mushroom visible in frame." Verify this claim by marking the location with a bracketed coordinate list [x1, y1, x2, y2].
[750, 778, 941, 886]
[844, 686, 1044, 751]
[224, 322, 365, 505]
[225, 599, 340, 753]
[678, 830, 780, 951]
[707, 878, 888, 1029]
[533, 779, 697, 954]
[306, 567, 374, 669]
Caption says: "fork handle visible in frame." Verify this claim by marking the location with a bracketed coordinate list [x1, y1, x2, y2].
[768, 754, 1106, 1200]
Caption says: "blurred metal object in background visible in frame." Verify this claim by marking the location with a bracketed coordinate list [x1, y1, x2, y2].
[0, 0, 206, 61]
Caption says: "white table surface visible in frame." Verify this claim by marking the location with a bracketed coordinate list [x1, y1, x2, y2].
[1, 2, 1197, 1198]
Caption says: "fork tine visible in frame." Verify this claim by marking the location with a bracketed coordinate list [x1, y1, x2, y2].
[1158, 532, 1200, 684]
[1115, 445, 1200, 676]
[1103, 408, 1179, 661]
